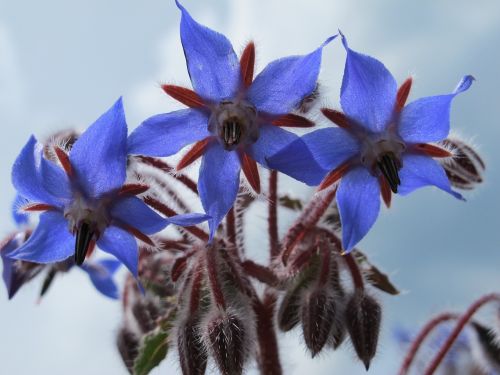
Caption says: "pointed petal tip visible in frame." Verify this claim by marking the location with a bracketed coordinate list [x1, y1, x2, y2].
[174, 0, 184, 11]
[454, 75, 475, 94]
[339, 30, 348, 49]
[321, 34, 338, 48]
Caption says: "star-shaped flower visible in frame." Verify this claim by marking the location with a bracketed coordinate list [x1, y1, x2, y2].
[269, 34, 473, 251]
[1, 196, 123, 300]
[128, 0, 333, 238]
[8, 98, 209, 278]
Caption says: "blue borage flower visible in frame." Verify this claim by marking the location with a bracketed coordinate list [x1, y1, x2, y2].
[128, 0, 334, 239]
[1, 195, 123, 299]
[2, 238, 122, 300]
[269, 33, 474, 251]
[8, 98, 209, 279]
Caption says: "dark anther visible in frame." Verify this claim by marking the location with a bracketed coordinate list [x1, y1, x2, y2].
[40, 268, 57, 298]
[377, 153, 401, 193]
[222, 119, 242, 147]
[74, 221, 95, 265]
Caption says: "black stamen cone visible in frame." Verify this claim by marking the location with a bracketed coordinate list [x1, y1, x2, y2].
[74, 222, 94, 265]
[377, 153, 401, 193]
[222, 119, 242, 147]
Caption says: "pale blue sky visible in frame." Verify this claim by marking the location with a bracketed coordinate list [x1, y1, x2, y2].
[0, 1, 499, 374]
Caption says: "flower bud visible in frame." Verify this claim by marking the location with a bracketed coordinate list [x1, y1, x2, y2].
[177, 318, 208, 375]
[132, 300, 157, 334]
[203, 310, 247, 375]
[278, 260, 319, 332]
[116, 327, 140, 374]
[441, 138, 485, 190]
[301, 288, 338, 357]
[330, 323, 347, 350]
[345, 291, 382, 370]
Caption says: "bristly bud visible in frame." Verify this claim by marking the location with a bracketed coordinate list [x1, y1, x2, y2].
[202, 310, 248, 375]
[470, 322, 500, 372]
[117, 327, 140, 374]
[132, 300, 157, 334]
[345, 291, 382, 371]
[177, 318, 208, 375]
[441, 138, 485, 190]
[301, 288, 338, 357]
[278, 257, 320, 332]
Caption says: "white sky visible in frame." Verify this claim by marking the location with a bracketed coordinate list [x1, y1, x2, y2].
[1, 0, 500, 374]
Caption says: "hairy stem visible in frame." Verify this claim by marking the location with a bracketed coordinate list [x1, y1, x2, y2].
[281, 189, 336, 263]
[269, 171, 279, 258]
[343, 253, 364, 290]
[424, 293, 500, 375]
[254, 292, 282, 375]
[398, 313, 458, 375]
[134, 155, 198, 194]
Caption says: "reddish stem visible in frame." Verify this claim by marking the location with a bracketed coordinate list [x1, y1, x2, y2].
[205, 245, 226, 310]
[241, 260, 280, 287]
[189, 258, 205, 314]
[424, 293, 500, 375]
[268, 170, 279, 258]
[343, 253, 364, 290]
[226, 207, 237, 244]
[253, 293, 282, 375]
[281, 189, 336, 263]
[398, 313, 458, 375]
[135, 156, 198, 194]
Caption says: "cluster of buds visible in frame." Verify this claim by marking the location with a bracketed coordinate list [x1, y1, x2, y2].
[109, 156, 397, 374]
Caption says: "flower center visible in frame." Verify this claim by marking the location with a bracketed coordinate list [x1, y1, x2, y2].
[209, 100, 259, 151]
[64, 195, 110, 265]
[360, 135, 406, 193]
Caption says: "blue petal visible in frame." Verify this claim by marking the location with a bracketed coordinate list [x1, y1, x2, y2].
[247, 36, 336, 116]
[97, 226, 138, 278]
[166, 213, 211, 226]
[337, 167, 380, 251]
[12, 136, 64, 208]
[398, 154, 463, 200]
[398, 76, 474, 143]
[81, 259, 121, 299]
[176, 0, 240, 102]
[12, 195, 29, 226]
[128, 109, 210, 157]
[246, 124, 297, 167]
[340, 33, 397, 133]
[301, 127, 361, 171]
[110, 196, 168, 235]
[264, 131, 330, 186]
[9, 211, 74, 263]
[40, 157, 72, 201]
[69, 98, 128, 198]
[98, 258, 122, 274]
[1, 236, 22, 299]
[198, 142, 241, 240]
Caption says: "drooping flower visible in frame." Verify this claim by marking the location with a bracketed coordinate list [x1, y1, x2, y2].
[8, 98, 209, 278]
[269, 33, 474, 251]
[1, 195, 123, 300]
[128, 0, 333, 238]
